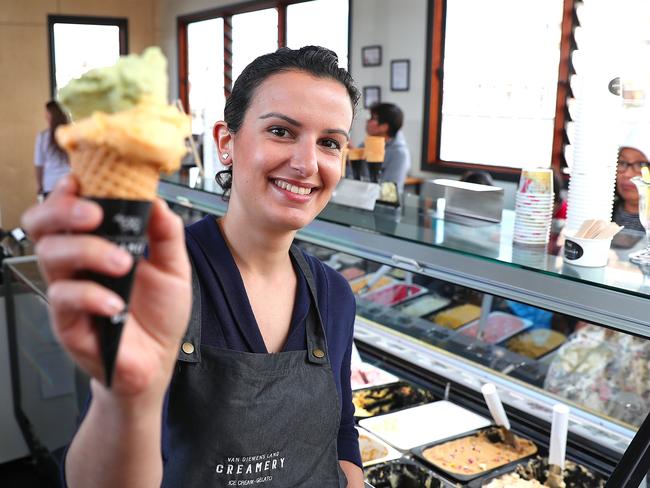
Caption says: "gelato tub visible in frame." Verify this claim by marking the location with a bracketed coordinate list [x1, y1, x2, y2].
[364, 458, 442, 488]
[353, 381, 435, 418]
[505, 329, 567, 359]
[357, 428, 402, 467]
[460, 312, 532, 344]
[429, 303, 481, 329]
[395, 295, 451, 317]
[359, 400, 491, 451]
[483, 456, 606, 488]
[351, 363, 399, 391]
[341, 266, 366, 281]
[484, 472, 544, 487]
[361, 284, 427, 307]
[350, 275, 396, 294]
[414, 426, 537, 482]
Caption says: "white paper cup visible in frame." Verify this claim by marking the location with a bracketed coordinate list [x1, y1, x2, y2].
[561, 261, 606, 281]
[563, 235, 612, 267]
[519, 169, 554, 194]
[514, 220, 551, 229]
[516, 206, 554, 213]
[515, 206, 554, 213]
[516, 195, 554, 203]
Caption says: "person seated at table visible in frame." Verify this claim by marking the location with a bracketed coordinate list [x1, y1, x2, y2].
[613, 125, 650, 232]
[365, 102, 411, 193]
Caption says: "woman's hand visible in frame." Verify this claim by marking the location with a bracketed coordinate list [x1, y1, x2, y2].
[22, 175, 191, 402]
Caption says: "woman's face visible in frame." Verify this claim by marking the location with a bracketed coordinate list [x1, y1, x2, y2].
[617, 147, 648, 207]
[227, 70, 353, 231]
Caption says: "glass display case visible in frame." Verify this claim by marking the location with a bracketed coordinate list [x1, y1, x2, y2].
[2, 256, 89, 479]
[160, 175, 650, 487]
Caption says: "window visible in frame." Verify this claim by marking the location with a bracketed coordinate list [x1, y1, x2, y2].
[178, 0, 350, 175]
[187, 19, 224, 176]
[48, 16, 127, 97]
[425, 0, 572, 173]
[286, 0, 349, 68]
[187, 18, 224, 135]
[231, 9, 278, 83]
[178, 0, 349, 126]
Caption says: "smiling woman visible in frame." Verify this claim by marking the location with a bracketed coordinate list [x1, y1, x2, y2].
[23, 46, 365, 488]
[215, 69, 352, 232]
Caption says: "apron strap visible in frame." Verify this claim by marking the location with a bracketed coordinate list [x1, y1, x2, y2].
[289, 245, 330, 365]
[179, 244, 328, 366]
[178, 254, 202, 363]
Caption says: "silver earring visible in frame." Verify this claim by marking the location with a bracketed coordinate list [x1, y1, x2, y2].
[222, 153, 229, 160]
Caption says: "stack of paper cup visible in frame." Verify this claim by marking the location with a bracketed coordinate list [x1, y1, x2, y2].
[514, 169, 554, 245]
[564, 0, 620, 233]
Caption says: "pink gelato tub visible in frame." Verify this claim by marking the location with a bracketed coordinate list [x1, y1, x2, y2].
[341, 267, 366, 281]
[350, 362, 399, 390]
[460, 311, 532, 344]
[362, 284, 427, 307]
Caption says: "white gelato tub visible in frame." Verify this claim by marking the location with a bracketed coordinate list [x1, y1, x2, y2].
[359, 400, 491, 451]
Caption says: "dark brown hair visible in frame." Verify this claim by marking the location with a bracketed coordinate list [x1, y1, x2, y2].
[46, 100, 69, 154]
[215, 45, 359, 198]
[369, 102, 403, 138]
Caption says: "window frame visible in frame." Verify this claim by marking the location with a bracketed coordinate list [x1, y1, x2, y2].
[47, 15, 128, 99]
[177, 0, 351, 115]
[422, 0, 575, 178]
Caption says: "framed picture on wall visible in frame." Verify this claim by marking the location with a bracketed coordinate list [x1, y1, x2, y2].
[390, 59, 410, 91]
[363, 86, 381, 108]
[362, 45, 382, 67]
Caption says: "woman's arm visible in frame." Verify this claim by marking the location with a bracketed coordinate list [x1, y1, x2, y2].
[35, 166, 44, 194]
[333, 273, 364, 487]
[22, 177, 191, 488]
[339, 460, 364, 487]
[34, 132, 44, 193]
[66, 381, 166, 487]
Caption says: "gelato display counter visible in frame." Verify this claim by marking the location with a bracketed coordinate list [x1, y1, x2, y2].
[7, 173, 648, 486]
[159, 176, 650, 486]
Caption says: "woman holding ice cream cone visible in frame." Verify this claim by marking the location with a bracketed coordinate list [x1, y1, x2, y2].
[22, 46, 363, 488]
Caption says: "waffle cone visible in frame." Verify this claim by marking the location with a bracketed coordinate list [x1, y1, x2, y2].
[69, 144, 159, 200]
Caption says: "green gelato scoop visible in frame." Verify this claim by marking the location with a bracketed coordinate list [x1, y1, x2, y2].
[58, 47, 168, 121]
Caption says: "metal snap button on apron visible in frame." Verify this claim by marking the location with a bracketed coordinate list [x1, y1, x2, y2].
[181, 342, 195, 354]
[313, 348, 325, 358]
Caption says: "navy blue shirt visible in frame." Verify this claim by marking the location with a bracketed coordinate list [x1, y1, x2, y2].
[161, 216, 361, 468]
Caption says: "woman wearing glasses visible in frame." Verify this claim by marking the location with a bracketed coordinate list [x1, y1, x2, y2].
[614, 127, 650, 232]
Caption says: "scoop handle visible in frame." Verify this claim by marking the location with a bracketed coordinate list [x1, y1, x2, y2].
[549, 404, 570, 468]
[481, 383, 511, 430]
[366, 264, 392, 289]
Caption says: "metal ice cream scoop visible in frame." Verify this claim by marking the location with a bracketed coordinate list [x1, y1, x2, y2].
[481, 383, 520, 451]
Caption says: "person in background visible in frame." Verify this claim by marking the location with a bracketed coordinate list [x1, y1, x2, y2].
[613, 125, 650, 232]
[460, 170, 494, 186]
[365, 102, 411, 193]
[34, 100, 70, 198]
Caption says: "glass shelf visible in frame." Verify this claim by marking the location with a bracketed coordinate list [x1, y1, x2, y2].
[318, 201, 650, 298]
[158, 176, 650, 337]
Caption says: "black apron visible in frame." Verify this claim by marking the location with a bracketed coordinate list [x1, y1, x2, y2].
[162, 245, 348, 488]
